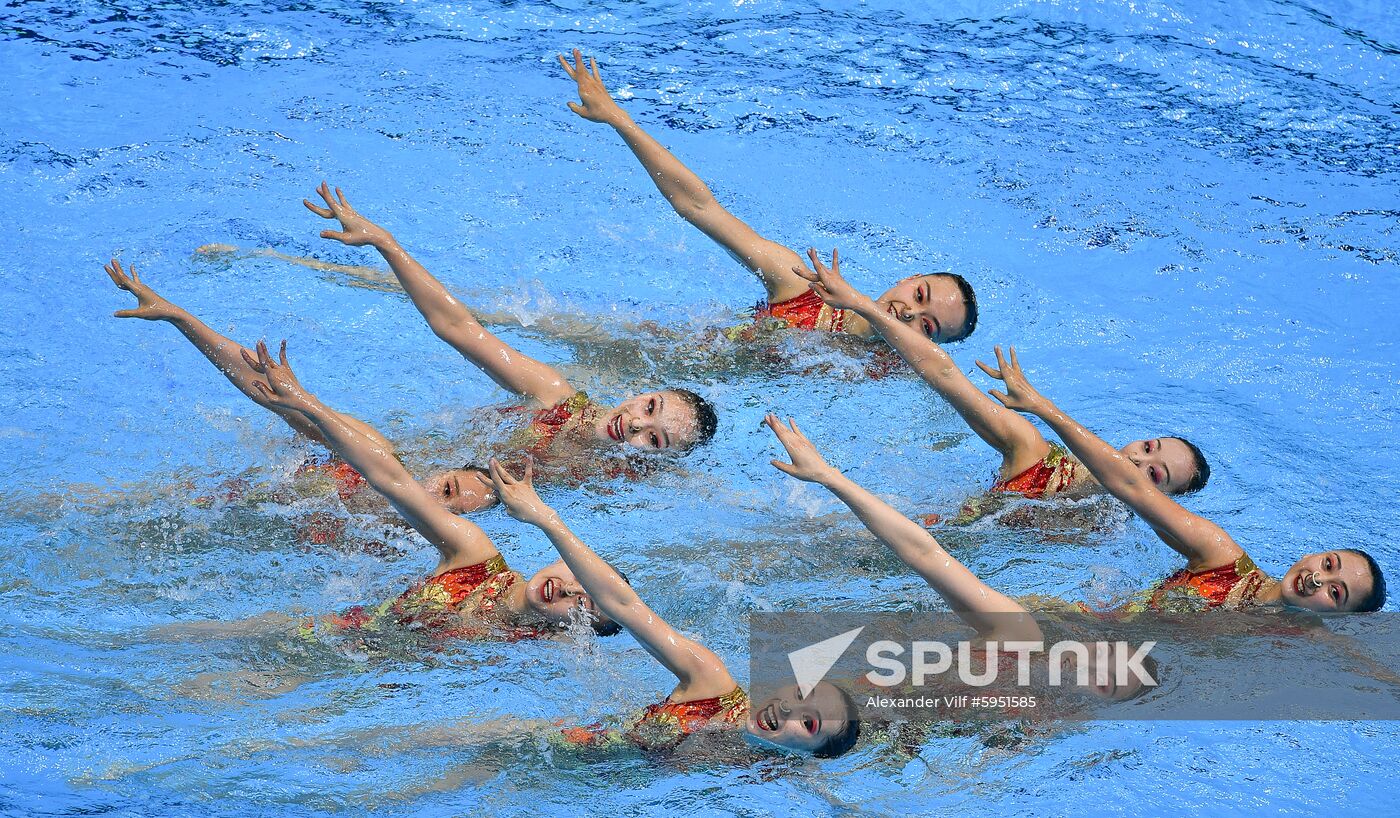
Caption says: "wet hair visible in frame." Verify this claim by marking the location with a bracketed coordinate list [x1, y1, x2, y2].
[671, 389, 718, 449]
[1123, 654, 1160, 702]
[1345, 550, 1387, 613]
[589, 567, 631, 637]
[1171, 436, 1211, 495]
[935, 272, 978, 343]
[812, 684, 862, 759]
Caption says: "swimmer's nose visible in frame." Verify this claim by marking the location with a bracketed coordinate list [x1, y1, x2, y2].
[1305, 572, 1324, 591]
[777, 700, 791, 716]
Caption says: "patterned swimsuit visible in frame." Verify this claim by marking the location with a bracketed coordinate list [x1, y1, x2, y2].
[559, 687, 751, 752]
[951, 443, 1091, 524]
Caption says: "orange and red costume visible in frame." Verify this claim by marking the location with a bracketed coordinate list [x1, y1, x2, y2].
[559, 686, 750, 752]
[303, 554, 542, 641]
[754, 289, 849, 334]
[1144, 553, 1270, 611]
[951, 443, 1089, 524]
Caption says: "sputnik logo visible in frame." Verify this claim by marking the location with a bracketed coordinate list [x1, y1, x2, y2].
[787, 626, 865, 697]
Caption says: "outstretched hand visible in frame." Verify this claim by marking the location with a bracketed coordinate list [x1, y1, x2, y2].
[557, 48, 625, 125]
[487, 457, 557, 527]
[976, 345, 1049, 413]
[790, 247, 876, 313]
[303, 182, 390, 247]
[105, 260, 179, 321]
[243, 339, 315, 413]
[764, 413, 839, 484]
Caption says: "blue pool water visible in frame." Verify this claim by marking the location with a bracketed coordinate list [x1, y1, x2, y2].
[3, 0, 1399, 814]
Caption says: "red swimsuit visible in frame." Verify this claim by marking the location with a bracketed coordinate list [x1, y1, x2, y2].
[559, 687, 751, 752]
[754, 289, 850, 333]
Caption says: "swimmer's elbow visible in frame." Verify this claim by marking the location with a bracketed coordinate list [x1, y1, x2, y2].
[670, 191, 719, 224]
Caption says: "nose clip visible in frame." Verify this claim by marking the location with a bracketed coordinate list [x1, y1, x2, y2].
[1305, 572, 1324, 591]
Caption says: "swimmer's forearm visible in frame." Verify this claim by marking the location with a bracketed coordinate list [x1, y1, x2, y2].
[370, 236, 483, 335]
[530, 514, 638, 614]
[609, 112, 719, 219]
[854, 304, 1044, 458]
[1031, 401, 1141, 495]
[299, 398, 492, 564]
[819, 471, 1033, 630]
[164, 310, 326, 442]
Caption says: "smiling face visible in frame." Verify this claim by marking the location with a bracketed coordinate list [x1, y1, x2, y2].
[1278, 551, 1377, 612]
[745, 682, 855, 753]
[874, 274, 971, 343]
[523, 559, 616, 631]
[1119, 437, 1198, 495]
[592, 391, 699, 452]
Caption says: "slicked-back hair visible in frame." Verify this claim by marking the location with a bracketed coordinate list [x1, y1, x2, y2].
[937, 273, 979, 343]
[812, 684, 862, 759]
[1347, 550, 1387, 613]
[1172, 436, 1211, 495]
[672, 389, 718, 450]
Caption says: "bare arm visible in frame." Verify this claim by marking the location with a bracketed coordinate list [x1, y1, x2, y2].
[105, 260, 388, 447]
[796, 250, 1049, 477]
[558, 50, 809, 304]
[765, 415, 1042, 643]
[979, 345, 1242, 571]
[247, 341, 498, 573]
[304, 183, 576, 407]
[488, 459, 738, 701]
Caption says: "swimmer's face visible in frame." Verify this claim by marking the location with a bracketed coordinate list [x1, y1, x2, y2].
[746, 681, 854, 752]
[593, 391, 698, 451]
[524, 560, 616, 632]
[1059, 643, 1153, 701]
[422, 467, 494, 514]
[1279, 551, 1376, 612]
[1119, 438, 1198, 495]
[874, 274, 970, 343]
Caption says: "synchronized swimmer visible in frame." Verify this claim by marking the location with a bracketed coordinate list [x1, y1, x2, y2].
[100, 47, 1390, 763]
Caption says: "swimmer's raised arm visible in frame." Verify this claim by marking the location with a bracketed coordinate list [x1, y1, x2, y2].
[796, 250, 1049, 478]
[558, 49, 809, 304]
[105, 260, 329, 443]
[488, 458, 739, 700]
[104, 260, 396, 450]
[247, 340, 498, 573]
[979, 346, 1241, 572]
[765, 415, 1041, 643]
[304, 183, 576, 407]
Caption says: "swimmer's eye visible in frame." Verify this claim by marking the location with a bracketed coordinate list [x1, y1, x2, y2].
[915, 283, 926, 304]
[650, 434, 661, 448]
[1149, 466, 1161, 484]
[803, 715, 818, 734]
[647, 398, 656, 415]
[922, 319, 935, 339]
[1146, 439, 1156, 453]
[1324, 556, 1333, 570]
[1330, 586, 1340, 603]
